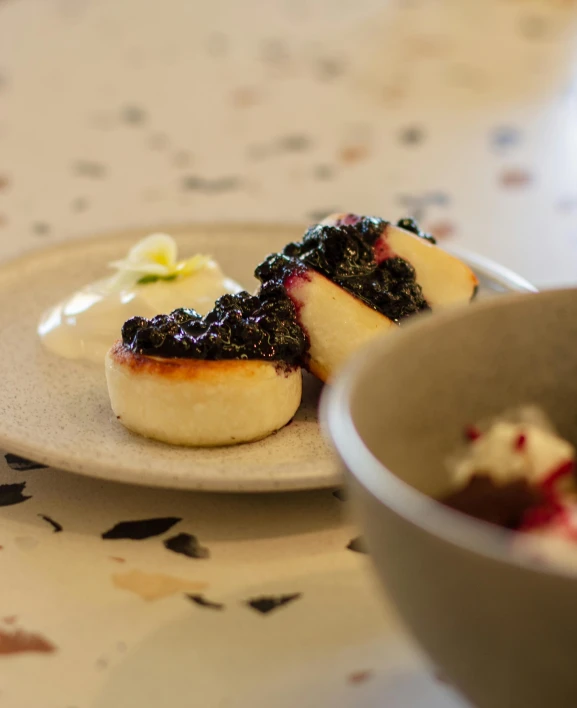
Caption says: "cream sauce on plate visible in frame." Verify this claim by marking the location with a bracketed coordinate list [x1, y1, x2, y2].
[39, 260, 242, 364]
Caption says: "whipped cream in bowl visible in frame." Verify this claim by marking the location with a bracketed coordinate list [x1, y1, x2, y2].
[441, 405, 577, 568]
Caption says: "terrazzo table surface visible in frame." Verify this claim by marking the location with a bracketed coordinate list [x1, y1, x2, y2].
[1, 0, 577, 706]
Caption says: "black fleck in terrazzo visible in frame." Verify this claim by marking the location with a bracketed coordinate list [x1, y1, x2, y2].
[397, 192, 452, 224]
[313, 56, 346, 81]
[0, 482, 31, 507]
[491, 126, 522, 150]
[426, 191, 450, 207]
[246, 593, 302, 615]
[71, 196, 89, 212]
[32, 222, 51, 236]
[347, 537, 368, 554]
[399, 126, 425, 146]
[181, 175, 241, 192]
[164, 533, 210, 559]
[519, 15, 548, 40]
[73, 160, 107, 178]
[5, 454, 47, 471]
[102, 517, 181, 540]
[187, 594, 224, 610]
[121, 105, 147, 125]
[260, 39, 290, 66]
[278, 134, 312, 152]
[38, 515, 63, 533]
[558, 196, 577, 213]
[313, 164, 334, 181]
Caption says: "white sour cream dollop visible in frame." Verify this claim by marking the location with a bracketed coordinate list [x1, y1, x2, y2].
[450, 405, 575, 486]
[38, 233, 243, 364]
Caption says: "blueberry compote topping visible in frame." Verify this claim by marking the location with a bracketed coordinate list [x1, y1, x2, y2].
[255, 216, 429, 323]
[121, 288, 307, 363]
[396, 217, 436, 244]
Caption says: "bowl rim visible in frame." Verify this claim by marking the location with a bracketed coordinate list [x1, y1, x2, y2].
[321, 287, 577, 580]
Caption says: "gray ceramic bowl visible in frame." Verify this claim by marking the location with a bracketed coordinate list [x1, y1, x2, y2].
[322, 289, 577, 708]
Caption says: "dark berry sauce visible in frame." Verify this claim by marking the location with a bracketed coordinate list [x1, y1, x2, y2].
[396, 217, 437, 244]
[255, 216, 429, 323]
[121, 287, 307, 363]
[441, 474, 544, 529]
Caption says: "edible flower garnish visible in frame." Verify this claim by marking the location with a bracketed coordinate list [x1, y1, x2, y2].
[109, 233, 212, 286]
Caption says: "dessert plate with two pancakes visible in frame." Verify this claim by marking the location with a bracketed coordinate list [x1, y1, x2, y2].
[0, 222, 535, 492]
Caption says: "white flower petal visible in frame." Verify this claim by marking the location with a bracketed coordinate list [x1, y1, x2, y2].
[125, 233, 178, 269]
[107, 234, 215, 288]
[106, 270, 141, 291]
[109, 259, 171, 276]
[176, 254, 212, 276]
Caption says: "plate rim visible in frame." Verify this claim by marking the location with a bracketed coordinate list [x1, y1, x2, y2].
[0, 223, 538, 492]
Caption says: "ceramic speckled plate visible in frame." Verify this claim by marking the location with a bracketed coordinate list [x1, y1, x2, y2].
[0, 223, 536, 492]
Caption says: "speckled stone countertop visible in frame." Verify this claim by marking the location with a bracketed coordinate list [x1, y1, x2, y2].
[0, 0, 576, 706]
